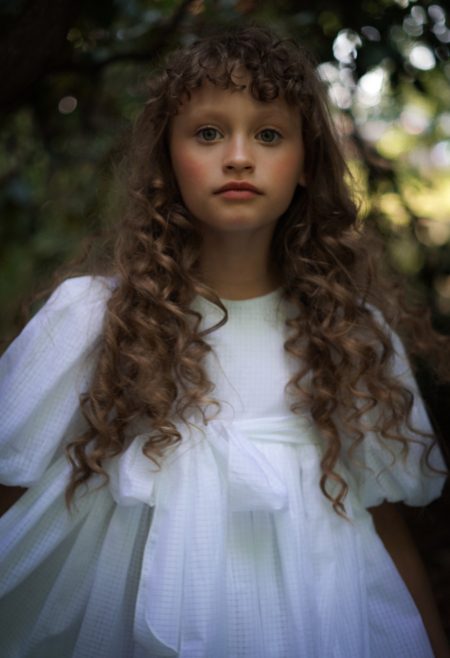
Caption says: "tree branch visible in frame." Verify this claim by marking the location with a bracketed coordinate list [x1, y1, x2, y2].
[0, 0, 197, 112]
[0, 0, 80, 110]
[49, 0, 197, 74]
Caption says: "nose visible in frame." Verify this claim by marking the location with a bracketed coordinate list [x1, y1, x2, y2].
[223, 135, 254, 173]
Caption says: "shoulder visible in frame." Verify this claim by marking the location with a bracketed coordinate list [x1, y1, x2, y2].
[0, 275, 117, 486]
[2, 276, 116, 365]
[36, 275, 116, 332]
[36, 275, 117, 349]
[44, 275, 116, 312]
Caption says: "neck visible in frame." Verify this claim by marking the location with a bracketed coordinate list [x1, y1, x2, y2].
[198, 229, 280, 300]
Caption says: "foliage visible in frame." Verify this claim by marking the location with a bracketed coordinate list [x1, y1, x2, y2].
[0, 0, 450, 337]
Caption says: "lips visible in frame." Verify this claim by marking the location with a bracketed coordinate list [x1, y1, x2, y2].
[214, 181, 262, 194]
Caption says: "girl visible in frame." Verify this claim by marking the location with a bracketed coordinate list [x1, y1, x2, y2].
[0, 26, 449, 658]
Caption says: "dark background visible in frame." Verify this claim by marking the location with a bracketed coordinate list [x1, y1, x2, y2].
[1, 0, 450, 635]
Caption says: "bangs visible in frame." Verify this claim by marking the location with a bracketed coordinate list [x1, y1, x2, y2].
[162, 27, 316, 114]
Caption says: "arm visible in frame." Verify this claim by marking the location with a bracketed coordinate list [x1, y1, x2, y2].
[0, 277, 109, 492]
[368, 500, 450, 658]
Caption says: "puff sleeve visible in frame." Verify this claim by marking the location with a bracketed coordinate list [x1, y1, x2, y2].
[344, 316, 448, 509]
[0, 276, 113, 487]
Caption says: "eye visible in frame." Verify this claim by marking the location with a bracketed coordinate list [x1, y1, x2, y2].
[257, 128, 282, 144]
[196, 127, 222, 142]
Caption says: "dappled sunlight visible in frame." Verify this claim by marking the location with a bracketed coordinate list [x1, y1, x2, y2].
[403, 175, 450, 220]
[1, 0, 450, 336]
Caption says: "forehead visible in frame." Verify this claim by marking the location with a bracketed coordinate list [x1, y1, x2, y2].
[175, 78, 297, 122]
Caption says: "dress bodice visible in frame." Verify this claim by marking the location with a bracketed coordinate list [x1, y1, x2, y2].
[192, 289, 300, 420]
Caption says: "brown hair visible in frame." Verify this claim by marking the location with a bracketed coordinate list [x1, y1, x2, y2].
[65, 26, 449, 516]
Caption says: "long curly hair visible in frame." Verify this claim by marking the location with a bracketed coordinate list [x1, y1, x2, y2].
[65, 25, 449, 516]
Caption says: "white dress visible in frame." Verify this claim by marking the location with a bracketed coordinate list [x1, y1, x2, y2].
[0, 276, 446, 658]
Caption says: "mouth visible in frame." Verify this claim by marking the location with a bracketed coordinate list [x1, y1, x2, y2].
[214, 181, 262, 199]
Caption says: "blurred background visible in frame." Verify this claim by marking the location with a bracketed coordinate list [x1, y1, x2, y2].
[1, 0, 450, 633]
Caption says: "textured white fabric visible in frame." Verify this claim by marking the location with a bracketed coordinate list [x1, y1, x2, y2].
[0, 276, 446, 658]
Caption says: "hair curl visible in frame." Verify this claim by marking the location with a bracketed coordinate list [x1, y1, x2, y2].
[64, 26, 449, 517]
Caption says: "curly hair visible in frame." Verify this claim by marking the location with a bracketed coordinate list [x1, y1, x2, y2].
[65, 26, 449, 517]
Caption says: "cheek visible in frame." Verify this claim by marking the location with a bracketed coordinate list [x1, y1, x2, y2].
[273, 152, 304, 185]
[172, 151, 208, 189]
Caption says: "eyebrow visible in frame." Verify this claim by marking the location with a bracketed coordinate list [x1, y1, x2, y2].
[183, 105, 294, 123]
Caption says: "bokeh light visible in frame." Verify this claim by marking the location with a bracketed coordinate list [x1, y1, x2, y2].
[58, 96, 78, 115]
[333, 29, 362, 64]
[408, 44, 436, 70]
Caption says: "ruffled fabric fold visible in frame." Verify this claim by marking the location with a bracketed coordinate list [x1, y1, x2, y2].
[102, 414, 440, 657]
[339, 320, 448, 509]
[347, 428, 447, 508]
[0, 414, 440, 657]
[0, 276, 112, 486]
[0, 277, 445, 657]
[0, 456, 152, 658]
[107, 417, 308, 656]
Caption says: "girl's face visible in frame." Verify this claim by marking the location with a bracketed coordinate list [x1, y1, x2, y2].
[169, 77, 305, 239]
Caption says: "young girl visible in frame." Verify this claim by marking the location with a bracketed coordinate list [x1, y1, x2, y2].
[0, 26, 449, 658]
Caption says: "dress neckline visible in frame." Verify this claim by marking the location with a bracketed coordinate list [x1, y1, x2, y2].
[218, 287, 282, 305]
[195, 287, 283, 314]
